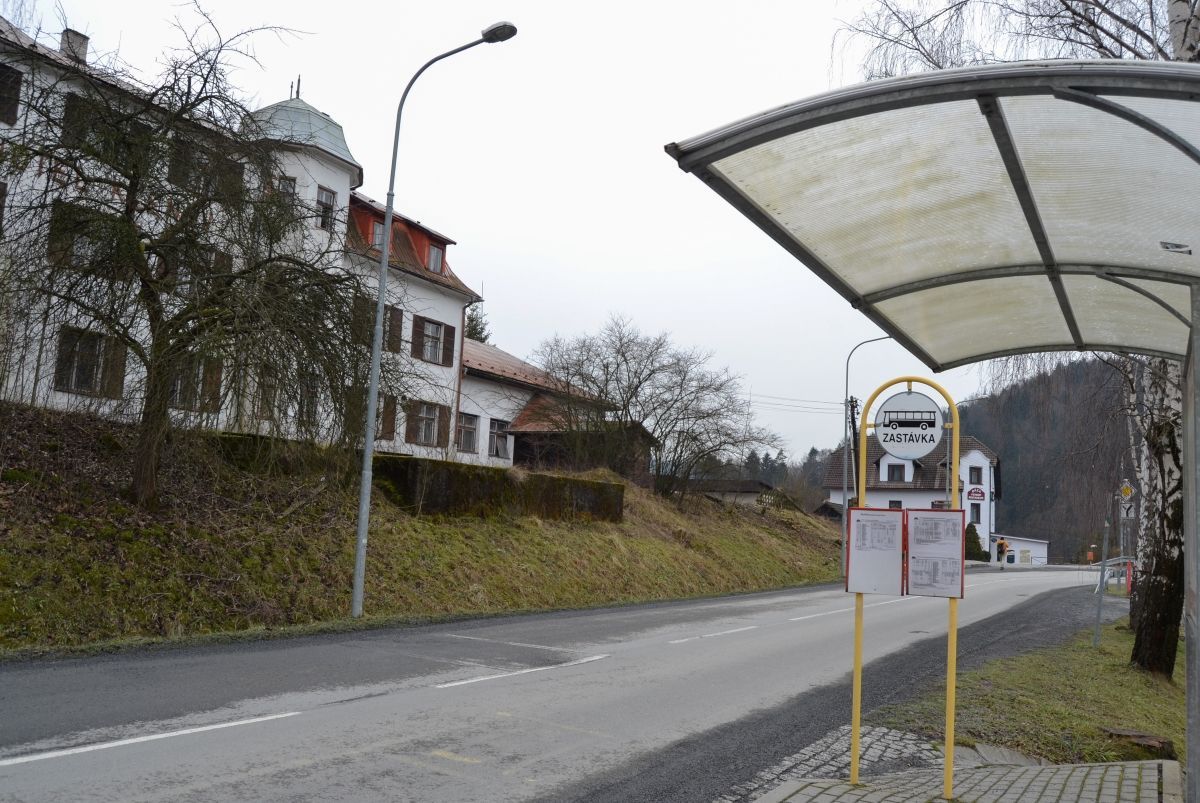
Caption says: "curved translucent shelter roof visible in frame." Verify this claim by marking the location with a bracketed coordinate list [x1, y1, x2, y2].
[666, 60, 1200, 371]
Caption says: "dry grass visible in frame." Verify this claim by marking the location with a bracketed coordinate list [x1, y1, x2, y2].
[0, 403, 841, 652]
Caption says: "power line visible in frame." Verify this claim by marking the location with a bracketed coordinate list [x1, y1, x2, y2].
[747, 392, 843, 405]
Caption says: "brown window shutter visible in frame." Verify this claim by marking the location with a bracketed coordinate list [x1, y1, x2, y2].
[352, 294, 372, 346]
[200, 358, 223, 412]
[0, 64, 21, 126]
[53, 327, 76, 391]
[379, 394, 397, 441]
[404, 400, 420, 444]
[101, 336, 126, 399]
[441, 323, 456, 366]
[410, 315, 426, 359]
[436, 405, 451, 448]
[386, 306, 403, 353]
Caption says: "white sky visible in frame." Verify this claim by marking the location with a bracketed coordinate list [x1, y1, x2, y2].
[29, 0, 989, 460]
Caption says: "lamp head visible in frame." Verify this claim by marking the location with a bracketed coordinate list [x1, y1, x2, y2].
[482, 21, 517, 43]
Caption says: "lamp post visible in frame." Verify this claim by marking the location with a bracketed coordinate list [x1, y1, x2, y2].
[352, 21, 518, 618]
[841, 336, 892, 574]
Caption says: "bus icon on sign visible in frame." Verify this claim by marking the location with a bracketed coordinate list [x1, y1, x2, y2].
[881, 410, 937, 431]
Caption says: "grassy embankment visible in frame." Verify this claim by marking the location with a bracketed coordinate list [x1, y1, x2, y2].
[868, 620, 1186, 764]
[0, 403, 841, 654]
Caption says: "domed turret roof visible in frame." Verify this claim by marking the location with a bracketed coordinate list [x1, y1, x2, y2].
[248, 97, 363, 187]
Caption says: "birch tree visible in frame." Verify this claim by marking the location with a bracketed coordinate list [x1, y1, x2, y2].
[846, 0, 1200, 675]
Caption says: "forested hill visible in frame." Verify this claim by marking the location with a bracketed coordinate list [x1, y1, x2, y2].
[958, 358, 1127, 561]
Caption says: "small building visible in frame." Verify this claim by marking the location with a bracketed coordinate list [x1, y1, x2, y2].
[688, 478, 776, 507]
[991, 534, 1049, 566]
[822, 435, 1001, 554]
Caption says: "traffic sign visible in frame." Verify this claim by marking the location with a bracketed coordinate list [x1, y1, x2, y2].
[1120, 480, 1134, 500]
[1121, 501, 1135, 521]
[874, 391, 944, 460]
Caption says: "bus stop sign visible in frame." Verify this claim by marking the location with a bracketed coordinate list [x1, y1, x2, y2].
[875, 390, 944, 460]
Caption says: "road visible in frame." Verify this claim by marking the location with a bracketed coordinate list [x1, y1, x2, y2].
[0, 568, 1121, 802]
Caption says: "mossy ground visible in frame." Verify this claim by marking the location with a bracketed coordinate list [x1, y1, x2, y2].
[0, 403, 841, 652]
[867, 619, 1186, 764]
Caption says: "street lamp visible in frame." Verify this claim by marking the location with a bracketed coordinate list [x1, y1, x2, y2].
[841, 336, 892, 575]
[352, 22, 518, 619]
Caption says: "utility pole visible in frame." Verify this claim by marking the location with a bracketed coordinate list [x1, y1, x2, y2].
[849, 396, 861, 505]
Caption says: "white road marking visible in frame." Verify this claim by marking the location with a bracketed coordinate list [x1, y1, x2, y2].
[444, 633, 574, 652]
[669, 625, 760, 644]
[0, 712, 301, 768]
[434, 654, 609, 688]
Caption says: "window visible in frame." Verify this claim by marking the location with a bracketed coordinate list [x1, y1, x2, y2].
[316, 186, 335, 230]
[886, 464, 904, 482]
[969, 466, 982, 485]
[372, 221, 385, 249]
[351, 297, 402, 352]
[256, 367, 278, 421]
[46, 201, 131, 278]
[888, 500, 902, 510]
[276, 176, 296, 196]
[970, 503, 981, 524]
[457, 413, 479, 453]
[0, 181, 7, 236]
[422, 320, 443, 363]
[0, 63, 20, 125]
[428, 243, 444, 274]
[53, 326, 125, 398]
[411, 315, 455, 366]
[409, 402, 439, 446]
[489, 419, 510, 459]
[169, 357, 221, 413]
[297, 376, 319, 432]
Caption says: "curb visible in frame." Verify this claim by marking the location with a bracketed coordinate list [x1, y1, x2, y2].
[1162, 761, 1183, 802]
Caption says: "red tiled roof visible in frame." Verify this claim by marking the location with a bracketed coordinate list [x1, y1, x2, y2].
[348, 193, 479, 301]
[462, 339, 563, 394]
[821, 435, 998, 491]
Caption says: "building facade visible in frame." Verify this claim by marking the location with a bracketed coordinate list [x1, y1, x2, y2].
[822, 435, 1001, 552]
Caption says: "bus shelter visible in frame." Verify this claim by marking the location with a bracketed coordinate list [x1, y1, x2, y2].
[667, 59, 1200, 800]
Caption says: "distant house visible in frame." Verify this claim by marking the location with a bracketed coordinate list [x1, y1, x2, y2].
[821, 436, 1001, 554]
[459, 338, 655, 483]
[688, 478, 776, 507]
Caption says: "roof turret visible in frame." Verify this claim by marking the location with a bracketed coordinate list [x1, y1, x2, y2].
[248, 97, 362, 187]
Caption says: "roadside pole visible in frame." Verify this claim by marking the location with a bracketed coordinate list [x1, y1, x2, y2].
[1093, 514, 1109, 646]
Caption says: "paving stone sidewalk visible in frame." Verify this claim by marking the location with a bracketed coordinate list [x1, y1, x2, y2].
[754, 759, 1183, 802]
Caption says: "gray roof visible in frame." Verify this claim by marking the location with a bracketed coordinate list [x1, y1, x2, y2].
[248, 97, 362, 187]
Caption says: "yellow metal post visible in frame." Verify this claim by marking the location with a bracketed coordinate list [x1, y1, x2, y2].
[852, 376, 961, 795]
[850, 591, 864, 783]
[944, 596, 959, 799]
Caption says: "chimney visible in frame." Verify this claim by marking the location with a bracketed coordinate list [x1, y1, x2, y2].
[59, 29, 88, 64]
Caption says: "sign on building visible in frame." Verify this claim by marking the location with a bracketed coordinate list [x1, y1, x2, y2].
[874, 391, 944, 460]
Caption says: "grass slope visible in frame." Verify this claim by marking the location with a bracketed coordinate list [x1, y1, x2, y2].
[868, 620, 1186, 764]
[0, 404, 841, 652]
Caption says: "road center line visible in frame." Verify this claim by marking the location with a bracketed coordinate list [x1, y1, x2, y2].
[0, 712, 301, 768]
[434, 654, 609, 688]
[444, 633, 574, 652]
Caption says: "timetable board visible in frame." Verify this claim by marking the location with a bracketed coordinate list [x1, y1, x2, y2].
[846, 507, 904, 596]
[906, 509, 966, 599]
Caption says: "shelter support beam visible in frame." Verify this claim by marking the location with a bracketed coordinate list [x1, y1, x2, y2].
[976, 95, 1084, 350]
[1186, 284, 1200, 803]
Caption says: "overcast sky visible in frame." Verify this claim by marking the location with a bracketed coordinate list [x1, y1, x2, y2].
[27, 0, 990, 460]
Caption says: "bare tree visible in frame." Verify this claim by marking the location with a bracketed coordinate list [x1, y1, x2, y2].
[531, 315, 779, 498]
[846, 0, 1198, 676]
[0, 12, 400, 506]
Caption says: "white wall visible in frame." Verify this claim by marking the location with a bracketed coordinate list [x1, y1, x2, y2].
[991, 535, 1049, 565]
[455, 374, 530, 466]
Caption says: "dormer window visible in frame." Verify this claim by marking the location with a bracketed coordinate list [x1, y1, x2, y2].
[887, 464, 904, 482]
[428, 243, 444, 274]
[372, 220, 385, 249]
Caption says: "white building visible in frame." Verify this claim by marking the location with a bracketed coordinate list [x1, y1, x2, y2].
[822, 435, 1001, 553]
[0, 17, 559, 472]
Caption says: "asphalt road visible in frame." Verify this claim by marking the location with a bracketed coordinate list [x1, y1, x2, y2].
[0, 567, 1123, 802]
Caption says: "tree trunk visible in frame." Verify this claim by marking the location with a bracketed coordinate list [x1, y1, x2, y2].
[1130, 359, 1184, 676]
[131, 338, 173, 508]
